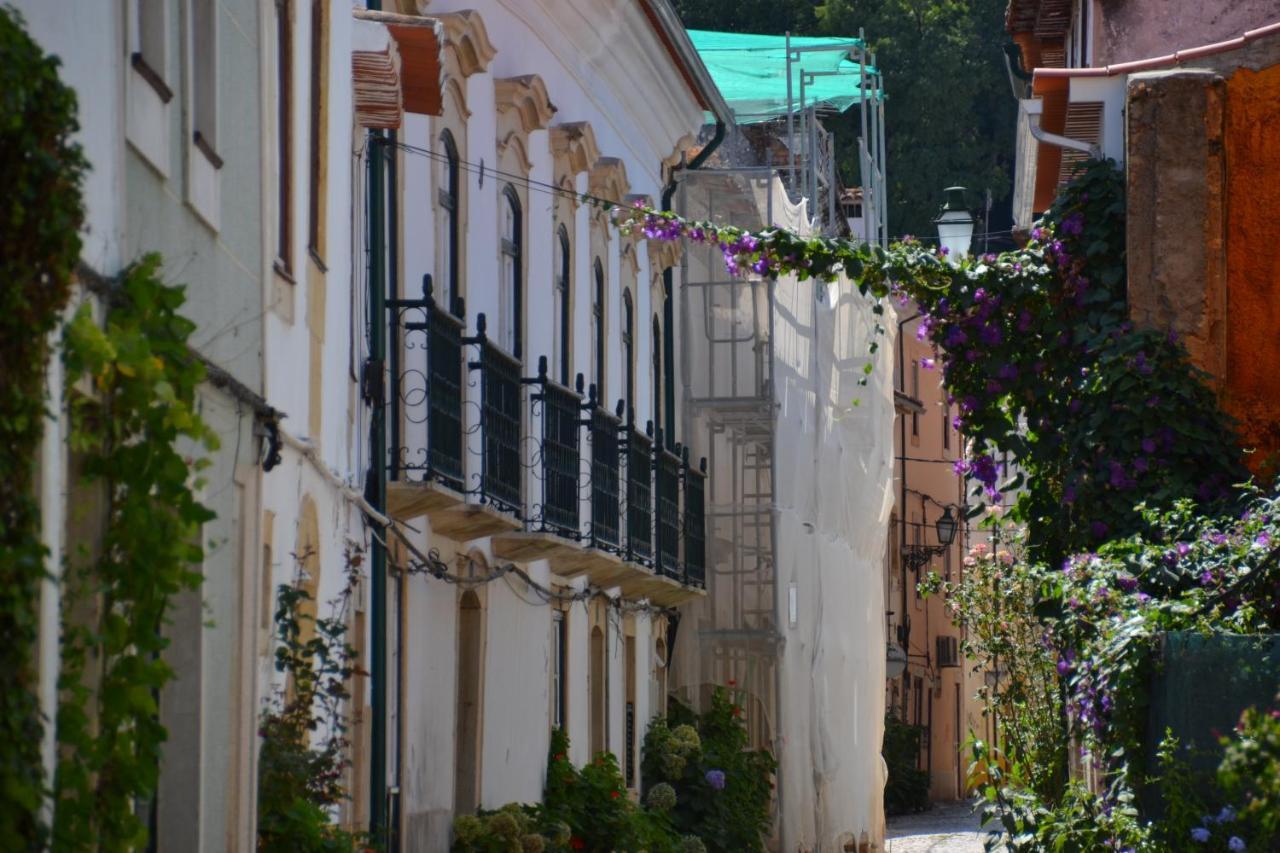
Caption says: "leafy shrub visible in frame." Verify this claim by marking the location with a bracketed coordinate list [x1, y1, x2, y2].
[257, 552, 366, 851]
[641, 688, 776, 852]
[882, 713, 931, 815]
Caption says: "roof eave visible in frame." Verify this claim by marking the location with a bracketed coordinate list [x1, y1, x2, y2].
[639, 0, 736, 127]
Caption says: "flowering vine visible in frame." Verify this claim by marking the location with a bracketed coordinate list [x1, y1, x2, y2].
[615, 159, 1247, 567]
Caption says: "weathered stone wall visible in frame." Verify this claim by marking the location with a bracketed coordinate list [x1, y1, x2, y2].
[1125, 70, 1228, 383]
[1095, 0, 1280, 67]
[1126, 56, 1280, 474]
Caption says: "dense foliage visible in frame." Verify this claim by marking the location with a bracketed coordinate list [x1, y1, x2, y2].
[257, 550, 365, 851]
[642, 688, 777, 852]
[454, 729, 696, 852]
[457, 690, 775, 852]
[882, 713, 931, 815]
[0, 8, 86, 844]
[55, 259, 217, 849]
[921, 536, 1067, 804]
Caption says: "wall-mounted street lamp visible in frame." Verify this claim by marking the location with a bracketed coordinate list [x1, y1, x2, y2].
[901, 505, 958, 572]
[934, 186, 975, 265]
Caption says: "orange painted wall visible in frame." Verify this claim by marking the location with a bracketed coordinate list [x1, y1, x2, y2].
[1225, 63, 1280, 473]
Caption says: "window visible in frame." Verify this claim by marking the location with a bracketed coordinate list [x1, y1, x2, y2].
[911, 359, 920, 437]
[556, 226, 571, 385]
[438, 130, 461, 313]
[192, 0, 218, 165]
[132, 0, 171, 101]
[590, 625, 606, 756]
[624, 635, 636, 787]
[592, 259, 605, 400]
[275, 0, 293, 272]
[500, 186, 523, 357]
[651, 316, 662, 433]
[551, 610, 567, 730]
[622, 290, 634, 419]
[306, 0, 327, 257]
[942, 402, 951, 450]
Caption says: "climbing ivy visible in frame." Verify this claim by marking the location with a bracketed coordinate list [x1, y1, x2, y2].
[54, 257, 217, 849]
[0, 7, 86, 845]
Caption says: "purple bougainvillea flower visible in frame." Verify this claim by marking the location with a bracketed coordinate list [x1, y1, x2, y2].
[1255, 533, 1271, 548]
[1177, 542, 1191, 557]
[1063, 485, 1077, 504]
[921, 357, 936, 370]
[1142, 437, 1157, 454]
[705, 769, 726, 790]
[1200, 570, 1215, 586]
[1090, 521, 1109, 539]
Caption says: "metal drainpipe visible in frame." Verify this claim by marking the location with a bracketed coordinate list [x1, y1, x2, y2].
[660, 120, 725, 447]
[897, 311, 920, 720]
[365, 2, 388, 843]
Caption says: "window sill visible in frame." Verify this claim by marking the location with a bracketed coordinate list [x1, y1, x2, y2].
[193, 131, 224, 169]
[130, 53, 173, 103]
[307, 247, 327, 274]
[273, 259, 296, 285]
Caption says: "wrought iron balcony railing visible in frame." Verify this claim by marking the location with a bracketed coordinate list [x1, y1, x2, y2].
[467, 314, 522, 516]
[623, 423, 653, 566]
[527, 359, 582, 539]
[388, 276, 465, 491]
[654, 434, 682, 580]
[683, 451, 707, 589]
[586, 391, 623, 552]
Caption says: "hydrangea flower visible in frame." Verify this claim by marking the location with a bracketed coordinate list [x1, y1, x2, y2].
[1228, 837, 1245, 851]
[1191, 827, 1211, 843]
[704, 769, 726, 790]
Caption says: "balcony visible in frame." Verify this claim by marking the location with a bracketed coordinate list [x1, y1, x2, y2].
[655, 438, 681, 579]
[683, 454, 707, 590]
[385, 289, 519, 539]
[493, 359, 584, 564]
[385, 284, 705, 601]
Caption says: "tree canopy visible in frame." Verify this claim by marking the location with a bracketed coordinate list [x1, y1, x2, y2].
[674, 0, 1017, 242]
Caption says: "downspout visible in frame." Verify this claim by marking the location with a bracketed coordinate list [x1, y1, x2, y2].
[387, 127, 402, 853]
[1021, 95, 1102, 159]
[896, 311, 920, 720]
[364, 2, 388, 844]
[660, 119, 725, 447]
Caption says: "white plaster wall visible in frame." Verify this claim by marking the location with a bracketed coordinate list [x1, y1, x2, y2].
[16, 3, 126, 274]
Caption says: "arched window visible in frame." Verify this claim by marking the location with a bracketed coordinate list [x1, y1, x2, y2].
[556, 226, 571, 385]
[592, 258, 605, 400]
[438, 130, 461, 314]
[622, 290, 634, 419]
[590, 624, 607, 756]
[651, 316, 662, 432]
[500, 186, 522, 357]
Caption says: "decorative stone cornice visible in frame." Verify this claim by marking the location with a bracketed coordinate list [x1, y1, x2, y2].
[436, 10, 496, 77]
[495, 74, 556, 134]
[588, 157, 629, 207]
[550, 121, 601, 176]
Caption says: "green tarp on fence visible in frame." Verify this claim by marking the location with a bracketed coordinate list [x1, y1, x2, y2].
[688, 30, 875, 123]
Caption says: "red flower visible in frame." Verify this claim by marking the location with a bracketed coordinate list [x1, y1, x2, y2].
[610, 790, 620, 799]
[727, 678, 737, 686]
[554, 752, 567, 761]
[571, 838, 586, 850]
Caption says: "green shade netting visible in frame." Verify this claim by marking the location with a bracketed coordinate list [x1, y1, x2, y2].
[688, 30, 875, 124]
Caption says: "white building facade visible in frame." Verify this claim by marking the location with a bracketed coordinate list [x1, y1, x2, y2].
[372, 1, 732, 847]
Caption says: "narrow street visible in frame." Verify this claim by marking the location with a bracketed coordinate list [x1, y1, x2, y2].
[885, 801, 991, 853]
